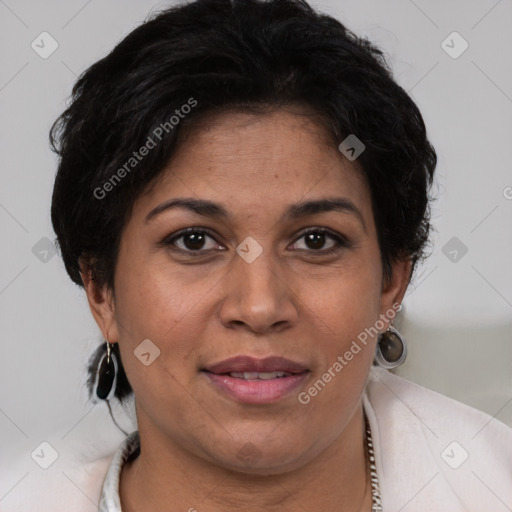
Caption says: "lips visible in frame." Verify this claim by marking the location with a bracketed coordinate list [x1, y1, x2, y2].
[202, 355, 310, 404]
[203, 355, 309, 375]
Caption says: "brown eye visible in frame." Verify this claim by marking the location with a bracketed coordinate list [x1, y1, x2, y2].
[291, 229, 348, 254]
[163, 228, 221, 253]
[181, 232, 208, 250]
[304, 232, 329, 250]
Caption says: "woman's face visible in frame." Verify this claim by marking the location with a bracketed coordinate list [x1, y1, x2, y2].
[88, 108, 409, 474]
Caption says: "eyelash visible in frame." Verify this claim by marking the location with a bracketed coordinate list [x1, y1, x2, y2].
[161, 226, 350, 257]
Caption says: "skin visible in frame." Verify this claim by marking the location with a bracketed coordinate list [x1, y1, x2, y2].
[81, 108, 411, 512]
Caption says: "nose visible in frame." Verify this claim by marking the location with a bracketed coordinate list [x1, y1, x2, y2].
[219, 244, 299, 335]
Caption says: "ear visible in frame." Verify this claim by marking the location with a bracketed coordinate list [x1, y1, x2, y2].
[379, 257, 412, 326]
[79, 259, 118, 343]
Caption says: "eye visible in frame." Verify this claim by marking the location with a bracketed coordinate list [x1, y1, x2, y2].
[290, 228, 349, 255]
[163, 227, 222, 254]
[161, 227, 350, 256]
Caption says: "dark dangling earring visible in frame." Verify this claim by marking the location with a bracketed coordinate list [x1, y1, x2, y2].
[374, 326, 407, 369]
[94, 340, 118, 401]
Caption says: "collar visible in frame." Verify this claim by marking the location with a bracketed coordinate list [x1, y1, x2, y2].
[99, 430, 140, 512]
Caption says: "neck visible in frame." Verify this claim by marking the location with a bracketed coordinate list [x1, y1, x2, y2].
[120, 403, 371, 512]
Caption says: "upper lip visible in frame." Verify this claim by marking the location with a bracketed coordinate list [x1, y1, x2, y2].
[203, 356, 309, 374]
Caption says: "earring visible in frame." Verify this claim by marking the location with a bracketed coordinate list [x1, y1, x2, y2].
[374, 326, 407, 369]
[93, 340, 118, 400]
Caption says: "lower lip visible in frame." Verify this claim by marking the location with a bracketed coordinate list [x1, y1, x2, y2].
[202, 371, 310, 404]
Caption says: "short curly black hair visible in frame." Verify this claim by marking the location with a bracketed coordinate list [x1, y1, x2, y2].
[50, 0, 436, 405]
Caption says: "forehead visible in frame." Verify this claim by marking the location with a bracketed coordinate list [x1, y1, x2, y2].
[137, 108, 372, 223]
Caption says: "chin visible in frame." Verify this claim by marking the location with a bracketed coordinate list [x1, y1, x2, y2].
[204, 431, 317, 476]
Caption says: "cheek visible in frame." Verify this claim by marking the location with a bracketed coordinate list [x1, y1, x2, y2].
[112, 256, 217, 397]
[306, 254, 383, 342]
[298, 289, 379, 434]
[297, 252, 382, 405]
[113, 267, 210, 423]
[114, 254, 211, 339]
[306, 282, 380, 383]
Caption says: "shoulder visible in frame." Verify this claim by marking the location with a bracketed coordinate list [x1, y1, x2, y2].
[364, 367, 512, 512]
[2, 449, 114, 512]
[366, 366, 512, 439]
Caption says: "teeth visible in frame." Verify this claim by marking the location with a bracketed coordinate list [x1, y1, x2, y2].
[256, 372, 286, 380]
[228, 371, 291, 380]
[243, 372, 261, 380]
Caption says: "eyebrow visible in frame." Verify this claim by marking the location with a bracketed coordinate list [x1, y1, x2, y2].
[145, 197, 367, 232]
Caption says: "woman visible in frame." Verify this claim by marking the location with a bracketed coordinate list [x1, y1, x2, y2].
[37, 0, 512, 510]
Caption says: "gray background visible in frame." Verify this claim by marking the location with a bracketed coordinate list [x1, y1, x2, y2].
[1, 0, 511, 506]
